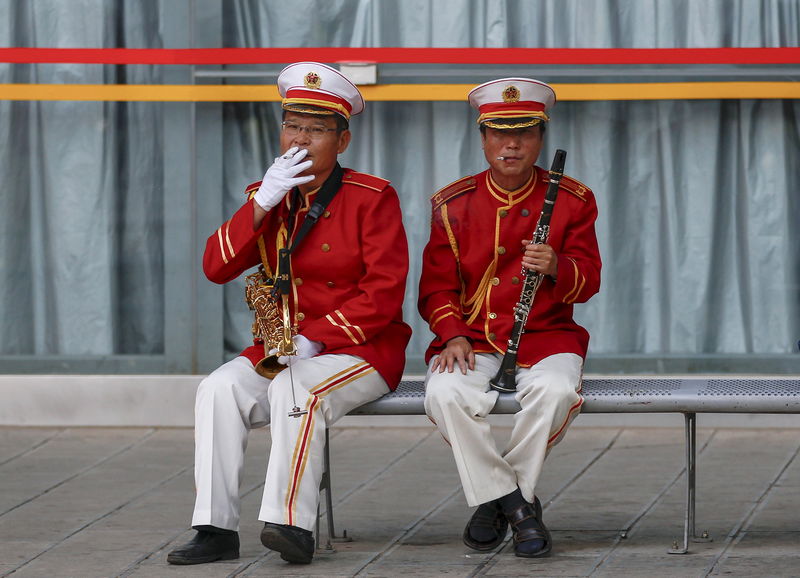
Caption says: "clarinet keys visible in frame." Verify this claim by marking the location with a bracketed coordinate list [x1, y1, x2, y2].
[488, 149, 567, 394]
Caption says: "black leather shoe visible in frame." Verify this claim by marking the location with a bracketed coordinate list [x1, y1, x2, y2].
[260, 522, 314, 564]
[504, 496, 551, 558]
[462, 499, 508, 551]
[166, 529, 240, 565]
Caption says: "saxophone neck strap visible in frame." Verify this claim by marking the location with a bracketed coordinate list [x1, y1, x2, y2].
[275, 163, 344, 292]
[288, 162, 343, 254]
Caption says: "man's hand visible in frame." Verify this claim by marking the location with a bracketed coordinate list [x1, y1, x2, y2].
[271, 334, 323, 366]
[253, 147, 315, 212]
[431, 336, 475, 375]
[521, 240, 558, 278]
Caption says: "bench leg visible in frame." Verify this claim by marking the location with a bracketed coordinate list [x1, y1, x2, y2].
[669, 412, 712, 554]
[317, 427, 352, 554]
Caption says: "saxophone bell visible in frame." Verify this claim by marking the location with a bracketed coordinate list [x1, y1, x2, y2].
[254, 353, 289, 380]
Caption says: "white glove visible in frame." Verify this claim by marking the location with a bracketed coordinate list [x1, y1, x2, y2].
[253, 146, 315, 211]
[270, 334, 324, 366]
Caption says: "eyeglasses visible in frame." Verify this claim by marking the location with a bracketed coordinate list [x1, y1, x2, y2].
[281, 121, 338, 139]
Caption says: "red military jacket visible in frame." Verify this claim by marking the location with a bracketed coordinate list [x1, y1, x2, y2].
[418, 166, 601, 366]
[204, 168, 412, 389]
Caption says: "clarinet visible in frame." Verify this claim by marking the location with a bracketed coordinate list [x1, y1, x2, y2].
[489, 149, 567, 393]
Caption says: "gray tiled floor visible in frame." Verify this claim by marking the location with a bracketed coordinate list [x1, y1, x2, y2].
[2, 423, 799, 577]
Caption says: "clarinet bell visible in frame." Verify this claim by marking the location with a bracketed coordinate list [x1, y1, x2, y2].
[288, 406, 308, 418]
[489, 368, 517, 393]
[489, 355, 518, 392]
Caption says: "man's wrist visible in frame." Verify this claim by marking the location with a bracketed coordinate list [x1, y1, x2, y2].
[447, 335, 471, 345]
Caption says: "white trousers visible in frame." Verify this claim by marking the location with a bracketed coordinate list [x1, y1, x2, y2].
[424, 352, 583, 507]
[191, 354, 389, 532]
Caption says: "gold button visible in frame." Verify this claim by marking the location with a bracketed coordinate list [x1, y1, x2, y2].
[488, 332, 496, 340]
[512, 276, 520, 284]
[321, 243, 330, 252]
[521, 209, 530, 217]
[297, 312, 305, 321]
[294, 277, 303, 286]
[491, 277, 500, 286]
[323, 210, 331, 218]
[488, 312, 497, 320]
[326, 281, 335, 287]
[497, 246, 506, 255]
[499, 209, 508, 218]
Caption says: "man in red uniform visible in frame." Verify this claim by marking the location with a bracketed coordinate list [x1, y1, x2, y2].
[168, 62, 411, 566]
[419, 78, 601, 558]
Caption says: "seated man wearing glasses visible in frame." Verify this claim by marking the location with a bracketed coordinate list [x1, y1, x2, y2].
[167, 62, 411, 566]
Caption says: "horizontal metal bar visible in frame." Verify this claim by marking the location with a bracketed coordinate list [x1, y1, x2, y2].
[0, 354, 796, 376]
[193, 65, 800, 81]
[2, 81, 798, 102]
[0, 355, 167, 374]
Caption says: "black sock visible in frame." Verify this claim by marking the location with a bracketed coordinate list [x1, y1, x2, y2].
[498, 489, 545, 554]
[469, 500, 501, 542]
[193, 524, 236, 535]
[498, 488, 526, 512]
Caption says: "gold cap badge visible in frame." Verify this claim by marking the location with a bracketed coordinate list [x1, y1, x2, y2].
[502, 85, 520, 103]
[304, 71, 322, 89]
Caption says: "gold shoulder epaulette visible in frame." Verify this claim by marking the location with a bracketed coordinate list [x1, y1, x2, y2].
[342, 170, 390, 192]
[431, 175, 477, 210]
[558, 174, 592, 202]
[245, 180, 262, 200]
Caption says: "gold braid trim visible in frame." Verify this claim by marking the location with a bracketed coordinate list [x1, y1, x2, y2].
[441, 204, 460, 262]
[463, 261, 496, 326]
[482, 118, 543, 129]
[257, 236, 273, 277]
[282, 97, 350, 119]
[440, 202, 496, 327]
[477, 110, 549, 125]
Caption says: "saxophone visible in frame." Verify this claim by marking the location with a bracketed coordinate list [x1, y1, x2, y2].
[245, 264, 297, 379]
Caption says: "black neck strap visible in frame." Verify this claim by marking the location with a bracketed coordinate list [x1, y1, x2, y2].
[275, 163, 344, 296]
[287, 163, 343, 255]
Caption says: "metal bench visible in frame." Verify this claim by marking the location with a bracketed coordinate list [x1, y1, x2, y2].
[318, 376, 800, 554]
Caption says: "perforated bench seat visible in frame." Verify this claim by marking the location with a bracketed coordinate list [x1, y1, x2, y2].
[321, 376, 800, 554]
[350, 376, 800, 415]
